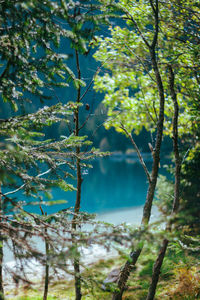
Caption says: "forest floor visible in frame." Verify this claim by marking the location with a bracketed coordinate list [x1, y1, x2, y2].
[5, 247, 200, 300]
[4, 206, 200, 299]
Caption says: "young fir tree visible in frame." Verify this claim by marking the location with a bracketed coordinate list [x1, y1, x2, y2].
[0, 1, 107, 298]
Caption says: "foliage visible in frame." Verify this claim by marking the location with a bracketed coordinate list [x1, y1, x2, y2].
[0, 0, 199, 299]
[155, 174, 174, 215]
[181, 144, 200, 231]
[0, 0, 68, 109]
[6, 240, 200, 300]
[93, 0, 200, 299]
[156, 144, 200, 235]
[0, 0, 107, 110]
[0, 1, 110, 299]
[160, 266, 200, 300]
[1, 104, 72, 188]
[0, 0, 111, 209]
[0, 102, 104, 212]
[94, 0, 200, 137]
[3, 208, 140, 298]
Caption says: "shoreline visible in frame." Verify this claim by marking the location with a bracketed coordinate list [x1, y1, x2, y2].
[4, 205, 160, 263]
[96, 204, 160, 225]
[4, 205, 160, 293]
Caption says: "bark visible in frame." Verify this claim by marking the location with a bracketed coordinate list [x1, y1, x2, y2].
[112, 2, 165, 299]
[40, 208, 49, 300]
[72, 149, 82, 300]
[73, 258, 82, 300]
[43, 237, 49, 300]
[146, 239, 168, 300]
[0, 185, 4, 299]
[145, 65, 181, 300]
[142, 48, 165, 225]
[112, 249, 142, 300]
[71, 49, 82, 300]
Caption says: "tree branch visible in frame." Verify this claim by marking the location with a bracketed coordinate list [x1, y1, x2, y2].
[3, 162, 66, 196]
[120, 125, 151, 184]
[79, 58, 110, 103]
[150, 0, 159, 49]
[125, 44, 156, 83]
[119, 4, 150, 48]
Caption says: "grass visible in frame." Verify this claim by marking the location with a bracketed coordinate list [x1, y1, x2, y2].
[5, 246, 200, 300]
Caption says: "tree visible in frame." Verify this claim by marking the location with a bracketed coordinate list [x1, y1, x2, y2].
[50, 2, 108, 298]
[0, 0, 74, 109]
[0, 1, 80, 298]
[0, 1, 109, 299]
[94, 0, 200, 298]
[1, 0, 199, 298]
[0, 102, 90, 298]
[0, 2, 74, 297]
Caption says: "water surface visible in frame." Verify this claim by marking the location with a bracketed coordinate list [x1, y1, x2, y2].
[6, 155, 169, 215]
[24, 155, 169, 215]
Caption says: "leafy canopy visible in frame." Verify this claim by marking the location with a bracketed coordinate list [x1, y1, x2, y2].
[94, 0, 200, 137]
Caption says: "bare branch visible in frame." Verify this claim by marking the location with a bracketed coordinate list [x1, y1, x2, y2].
[125, 44, 156, 83]
[120, 124, 151, 184]
[79, 57, 110, 103]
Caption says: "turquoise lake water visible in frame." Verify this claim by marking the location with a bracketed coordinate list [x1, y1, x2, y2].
[20, 155, 169, 215]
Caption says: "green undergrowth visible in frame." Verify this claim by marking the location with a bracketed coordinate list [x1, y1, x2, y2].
[6, 245, 200, 300]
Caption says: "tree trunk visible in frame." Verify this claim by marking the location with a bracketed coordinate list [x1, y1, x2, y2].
[39, 206, 50, 300]
[71, 49, 82, 300]
[72, 154, 82, 300]
[73, 257, 82, 300]
[112, 249, 142, 300]
[112, 2, 165, 298]
[168, 65, 181, 213]
[145, 65, 181, 300]
[141, 48, 165, 226]
[41, 209, 49, 300]
[146, 239, 168, 300]
[112, 50, 165, 300]
[43, 238, 49, 300]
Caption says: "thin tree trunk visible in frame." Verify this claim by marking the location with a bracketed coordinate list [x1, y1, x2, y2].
[39, 206, 49, 300]
[72, 49, 82, 300]
[72, 155, 82, 300]
[146, 239, 168, 300]
[112, 2, 165, 298]
[141, 48, 165, 225]
[0, 185, 4, 300]
[146, 65, 181, 300]
[43, 236, 49, 300]
[112, 249, 142, 300]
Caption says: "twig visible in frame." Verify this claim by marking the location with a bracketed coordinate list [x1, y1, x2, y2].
[79, 57, 110, 103]
[120, 124, 151, 184]
[4, 162, 66, 196]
